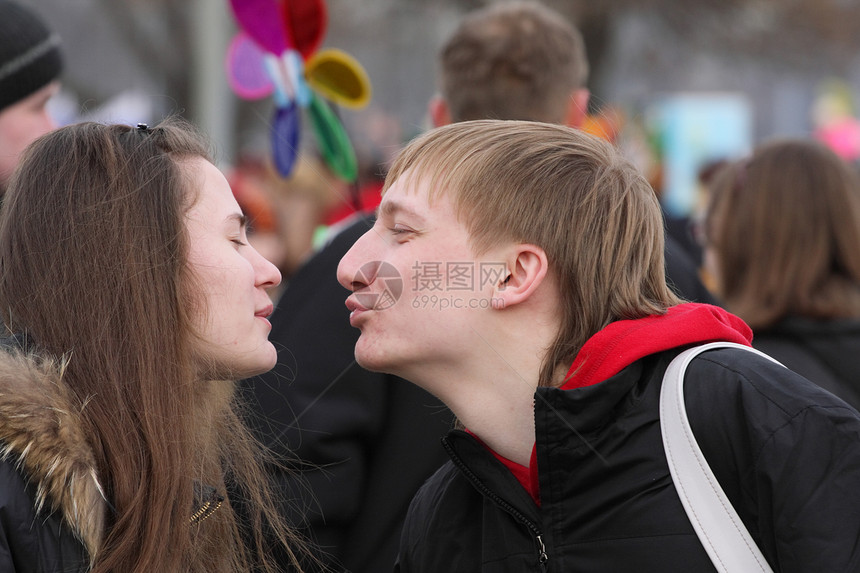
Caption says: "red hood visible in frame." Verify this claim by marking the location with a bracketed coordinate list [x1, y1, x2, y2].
[561, 303, 752, 390]
[483, 303, 752, 506]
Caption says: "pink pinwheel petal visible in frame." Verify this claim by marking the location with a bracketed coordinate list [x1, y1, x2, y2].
[226, 32, 274, 99]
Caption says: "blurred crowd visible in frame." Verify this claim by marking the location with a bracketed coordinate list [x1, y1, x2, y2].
[2, 0, 860, 572]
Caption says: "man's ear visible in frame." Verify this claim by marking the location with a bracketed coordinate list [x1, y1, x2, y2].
[563, 88, 591, 129]
[429, 95, 452, 128]
[491, 244, 549, 310]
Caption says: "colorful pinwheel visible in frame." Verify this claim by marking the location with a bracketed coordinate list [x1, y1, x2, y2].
[226, 0, 371, 181]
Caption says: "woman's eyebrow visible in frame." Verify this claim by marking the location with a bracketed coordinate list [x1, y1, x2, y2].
[225, 213, 248, 229]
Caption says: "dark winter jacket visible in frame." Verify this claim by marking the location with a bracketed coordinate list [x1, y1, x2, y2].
[752, 316, 860, 411]
[240, 213, 453, 573]
[396, 305, 860, 572]
[0, 345, 228, 573]
[0, 350, 101, 573]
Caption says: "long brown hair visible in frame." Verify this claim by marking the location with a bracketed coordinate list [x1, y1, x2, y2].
[385, 119, 681, 387]
[704, 138, 860, 329]
[0, 119, 307, 572]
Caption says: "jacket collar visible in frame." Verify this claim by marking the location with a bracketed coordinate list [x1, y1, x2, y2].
[443, 429, 542, 525]
[0, 348, 106, 561]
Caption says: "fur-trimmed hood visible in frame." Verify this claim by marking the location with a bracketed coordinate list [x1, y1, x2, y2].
[0, 348, 106, 561]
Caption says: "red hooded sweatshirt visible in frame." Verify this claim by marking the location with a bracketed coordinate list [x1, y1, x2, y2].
[480, 303, 753, 505]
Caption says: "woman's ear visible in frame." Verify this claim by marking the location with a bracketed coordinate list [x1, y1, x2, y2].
[491, 244, 549, 310]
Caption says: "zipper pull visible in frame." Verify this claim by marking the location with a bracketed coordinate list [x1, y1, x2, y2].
[536, 534, 549, 570]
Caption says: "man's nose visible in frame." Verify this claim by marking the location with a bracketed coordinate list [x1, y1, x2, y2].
[337, 228, 378, 291]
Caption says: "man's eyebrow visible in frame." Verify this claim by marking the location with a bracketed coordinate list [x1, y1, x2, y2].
[378, 200, 426, 223]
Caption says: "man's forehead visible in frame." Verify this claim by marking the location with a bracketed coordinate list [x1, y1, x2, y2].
[385, 168, 452, 203]
[379, 176, 465, 225]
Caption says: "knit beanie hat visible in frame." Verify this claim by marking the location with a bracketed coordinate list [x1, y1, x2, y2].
[0, 0, 64, 112]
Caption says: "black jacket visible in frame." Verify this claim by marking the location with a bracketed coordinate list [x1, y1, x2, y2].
[397, 347, 860, 572]
[240, 214, 453, 572]
[0, 462, 89, 573]
[752, 316, 860, 410]
[0, 345, 227, 573]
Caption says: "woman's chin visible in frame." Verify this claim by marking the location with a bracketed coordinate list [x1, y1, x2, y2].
[240, 348, 278, 378]
[195, 344, 278, 380]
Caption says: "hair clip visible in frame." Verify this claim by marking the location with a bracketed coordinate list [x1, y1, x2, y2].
[136, 123, 149, 133]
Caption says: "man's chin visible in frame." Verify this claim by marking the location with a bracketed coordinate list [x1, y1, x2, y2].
[355, 353, 386, 373]
[355, 348, 400, 376]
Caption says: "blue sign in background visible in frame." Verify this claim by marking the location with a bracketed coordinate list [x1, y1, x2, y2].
[658, 94, 753, 218]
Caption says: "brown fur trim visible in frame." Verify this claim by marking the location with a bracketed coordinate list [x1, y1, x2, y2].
[0, 350, 105, 561]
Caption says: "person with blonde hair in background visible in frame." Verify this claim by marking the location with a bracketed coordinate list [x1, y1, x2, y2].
[702, 138, 860, 410]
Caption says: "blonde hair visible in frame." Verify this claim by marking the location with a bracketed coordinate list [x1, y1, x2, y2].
[385, 120, 680, 386]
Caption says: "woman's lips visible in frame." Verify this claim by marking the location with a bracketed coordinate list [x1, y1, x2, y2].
[255, 304, 274, 327]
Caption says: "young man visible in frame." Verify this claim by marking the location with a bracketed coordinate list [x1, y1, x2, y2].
[246, 2, 710, 570]
[240, 4, 595, 572]
[337, 120, 860, 572]
[0, 0, 64, 194]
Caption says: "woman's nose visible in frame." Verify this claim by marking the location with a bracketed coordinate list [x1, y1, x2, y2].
[253, 247, 282, 290]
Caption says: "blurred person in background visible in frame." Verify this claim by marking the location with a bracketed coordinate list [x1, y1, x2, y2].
[240, 3, 600, 572]
[702, 138, 860, 410]
[427, 1, 589, 126]
[0, 0, 63, 195]
[0, 119, 313, 573]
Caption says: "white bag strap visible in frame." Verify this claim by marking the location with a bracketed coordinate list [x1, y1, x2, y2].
[660, 341, 781, 573]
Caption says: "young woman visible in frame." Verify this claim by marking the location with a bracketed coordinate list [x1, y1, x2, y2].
[702, 138, 860, 409]
[0, 119, 309, 572]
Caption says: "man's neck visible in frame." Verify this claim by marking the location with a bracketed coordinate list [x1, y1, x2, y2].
[413, 337, 548, 467]
[402, 295, 562, 467]
[453, 381, 538, 466]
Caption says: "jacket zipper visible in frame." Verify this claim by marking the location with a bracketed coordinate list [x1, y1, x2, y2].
[189, 498, 222, 524]
[443, 439, 549, 571]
